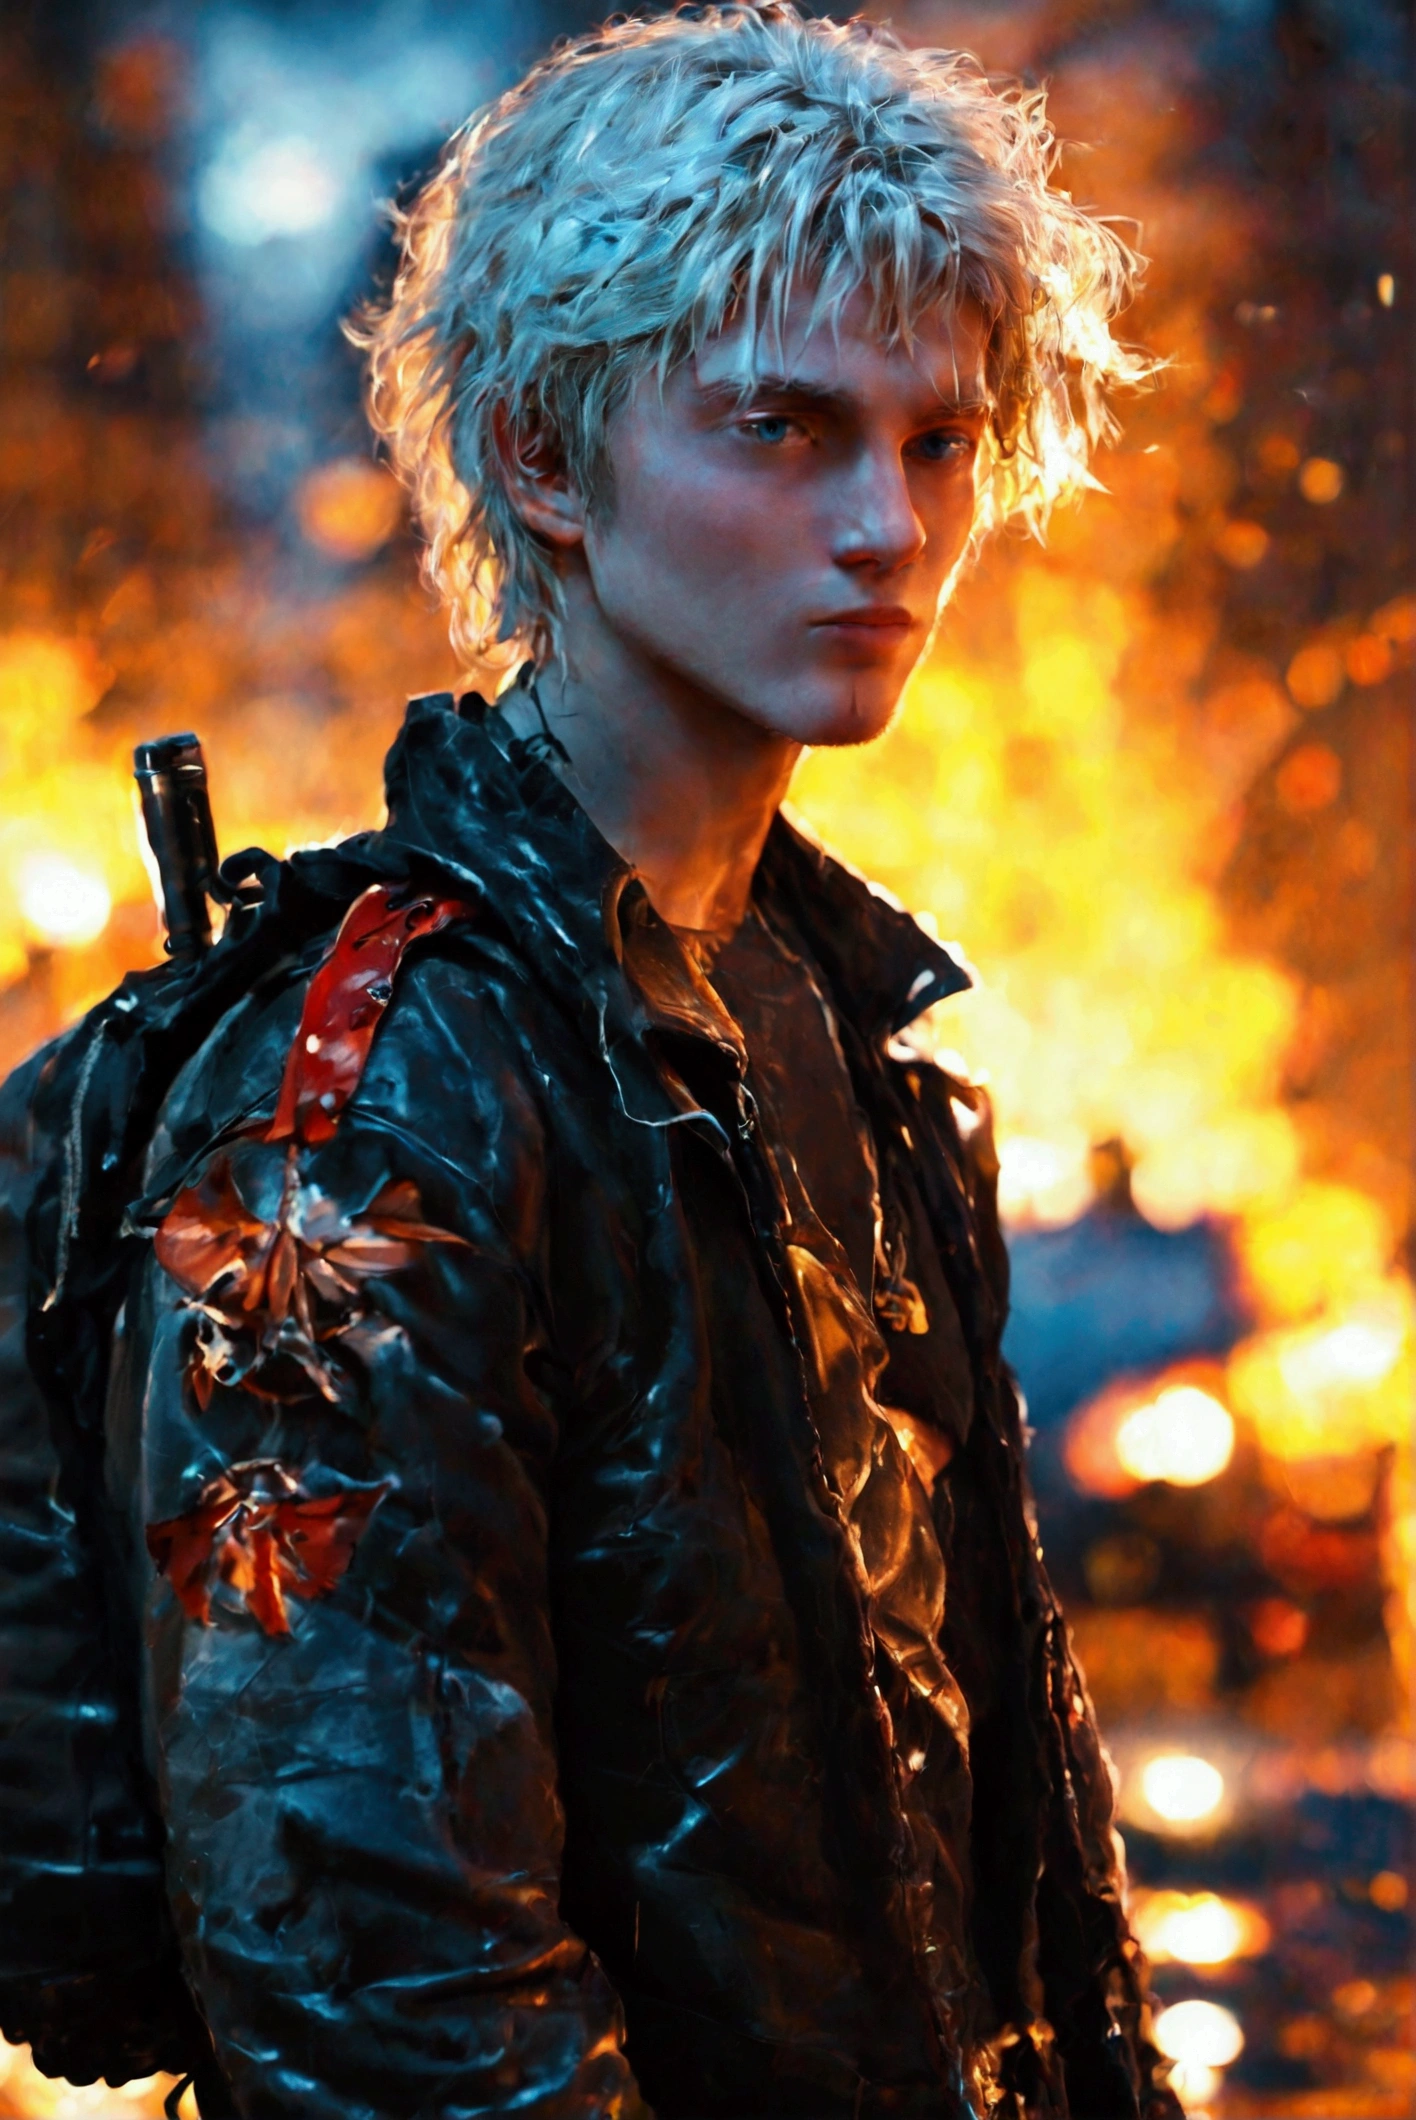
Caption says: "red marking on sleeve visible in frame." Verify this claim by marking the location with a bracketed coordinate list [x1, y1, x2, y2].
[147, 886, 471, 1586]
[146, 1460, 391, 1636]
[269, 884, 475, 1148]
[154, 1162, 468, 1411]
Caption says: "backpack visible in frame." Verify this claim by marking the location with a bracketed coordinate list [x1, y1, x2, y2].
[0, 836, 413, 2092]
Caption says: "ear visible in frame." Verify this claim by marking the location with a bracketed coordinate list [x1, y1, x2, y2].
[492, 403, 587, 550]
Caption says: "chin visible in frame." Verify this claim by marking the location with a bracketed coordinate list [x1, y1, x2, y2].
[780, 677, 904, 749]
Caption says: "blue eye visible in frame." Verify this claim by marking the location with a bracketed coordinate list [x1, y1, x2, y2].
[746, 415, 795, 444]
[913, 430, 972, 462]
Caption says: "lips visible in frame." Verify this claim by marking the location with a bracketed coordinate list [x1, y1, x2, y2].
[812, 605, 916, 631]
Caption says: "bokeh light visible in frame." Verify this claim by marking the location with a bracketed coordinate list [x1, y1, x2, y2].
[16, 857, 112, 949]
[996, 1132, 1094, 1228]
[296, 459, 404, 563]
[1154, 1999, 1245, 2067]
[1140, 1753, 1226, 1829]
[1370, 1870, 1407, 1912]
[1285, 638, 1346, 709]
[1228, 1293, 1411, 1461]
[1131, 1889, 1270, 1966]
[1155, 2001, 1245, 2115]
[198, 132, 342, 244]
[1166, 2057, 1220, 2114]
[1297, 456, 1345, 506]
[1114, 1386, 1236, 1487]
[1278, 1309, 1404, 1395]
[0, 2040, 195, 2116]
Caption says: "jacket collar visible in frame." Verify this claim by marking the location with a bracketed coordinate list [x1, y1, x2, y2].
[378, 691, 971, 1058]
[756, 810, 972, 1043]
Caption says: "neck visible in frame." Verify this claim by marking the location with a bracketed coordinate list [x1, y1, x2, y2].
[498, 591, 798, 937]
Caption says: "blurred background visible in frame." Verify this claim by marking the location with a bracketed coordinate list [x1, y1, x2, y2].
[0, 0, 1410, 2113]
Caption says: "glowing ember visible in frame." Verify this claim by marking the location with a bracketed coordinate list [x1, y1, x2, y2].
[1140, 1753, 1226, 1827]
[1114, 1386, 1235, 1488]
[17, 856, 112, 948]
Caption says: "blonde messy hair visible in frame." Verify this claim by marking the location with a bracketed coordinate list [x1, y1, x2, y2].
[352, 2, 1148, 670]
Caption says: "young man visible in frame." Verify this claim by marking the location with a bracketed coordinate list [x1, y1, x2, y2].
[3, 7, 1178, 2116]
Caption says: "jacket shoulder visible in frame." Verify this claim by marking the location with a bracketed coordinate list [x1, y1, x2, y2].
[148, 889, 550, 1250]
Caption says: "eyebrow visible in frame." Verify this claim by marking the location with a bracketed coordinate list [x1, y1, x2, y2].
[696, 373, 990, 421]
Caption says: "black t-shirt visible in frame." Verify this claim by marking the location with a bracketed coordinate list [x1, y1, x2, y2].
[698, 903, 878, 1300]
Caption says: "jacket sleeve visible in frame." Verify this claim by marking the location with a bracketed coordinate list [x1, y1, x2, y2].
[915, 1068, 1181, 2120]
[125, 951, 649, 2120]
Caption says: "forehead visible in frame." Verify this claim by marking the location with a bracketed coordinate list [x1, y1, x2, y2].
[688, 281, 991, 410]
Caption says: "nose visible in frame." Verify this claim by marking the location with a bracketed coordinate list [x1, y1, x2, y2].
[832, 445, 926, 575]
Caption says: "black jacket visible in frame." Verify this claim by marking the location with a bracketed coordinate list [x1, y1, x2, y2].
[46, 695, 1177, 2119]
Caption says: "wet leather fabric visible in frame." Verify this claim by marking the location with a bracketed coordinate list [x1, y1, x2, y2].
[17, 694, 1177, 2118]
[0, 841, 393, 2095]
[0, 1053, 215, 2087]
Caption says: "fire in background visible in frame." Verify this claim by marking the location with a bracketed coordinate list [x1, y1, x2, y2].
[0, 1, 1409, 2115]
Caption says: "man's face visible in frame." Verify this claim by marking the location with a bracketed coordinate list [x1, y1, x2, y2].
[580, 284, 991, 748]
